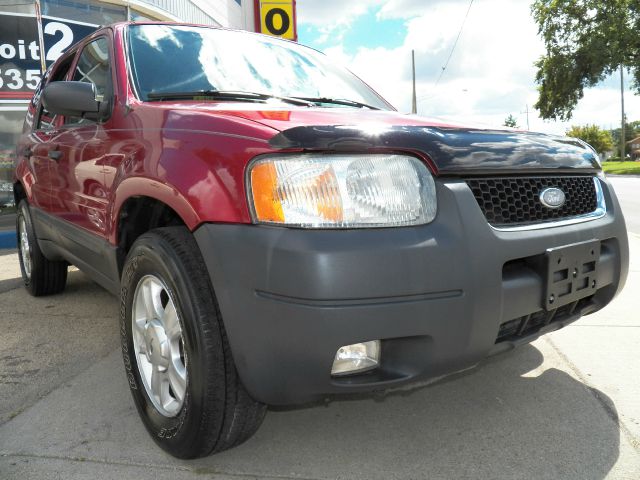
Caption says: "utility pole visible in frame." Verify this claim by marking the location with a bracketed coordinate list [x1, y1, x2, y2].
[411, 50, 417, 114]
[520, 104, 530, 131]
[621, 65, 626, 160]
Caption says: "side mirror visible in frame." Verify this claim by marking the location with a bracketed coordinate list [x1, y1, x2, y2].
[42, 81, 100, 118]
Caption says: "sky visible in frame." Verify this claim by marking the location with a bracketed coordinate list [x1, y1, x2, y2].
[296, 0, 640, 136]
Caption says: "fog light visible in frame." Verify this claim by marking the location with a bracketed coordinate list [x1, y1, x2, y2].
[331, 340, 380, 376]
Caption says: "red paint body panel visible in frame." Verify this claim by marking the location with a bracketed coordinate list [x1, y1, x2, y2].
[103, 100, 280, 241]
[218, 107, 462, 131]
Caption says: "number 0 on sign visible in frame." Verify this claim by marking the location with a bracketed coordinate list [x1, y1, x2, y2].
[256, 0, 297, 40]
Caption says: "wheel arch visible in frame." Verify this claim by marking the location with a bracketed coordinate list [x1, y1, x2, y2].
[110, 178, 199, 238]
[13, 181, 27, 205]
[111, 183, 198, 274]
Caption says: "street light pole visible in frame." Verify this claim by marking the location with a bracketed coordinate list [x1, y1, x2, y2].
[411, 50, 417, 114]
[621, 65, 626, 160]
[520, 104, 530, 131]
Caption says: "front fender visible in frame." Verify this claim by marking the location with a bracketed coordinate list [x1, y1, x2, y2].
[108, 177, 200, 244]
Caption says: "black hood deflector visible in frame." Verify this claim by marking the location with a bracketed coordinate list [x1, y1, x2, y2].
[269, 125, 600, 176]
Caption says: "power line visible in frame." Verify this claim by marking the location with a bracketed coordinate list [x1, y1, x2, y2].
[434, 0, 474, 88]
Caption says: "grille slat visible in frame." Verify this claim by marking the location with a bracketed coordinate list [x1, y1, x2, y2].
[496, 300, 588, 344]
[467, 176, 597, 227]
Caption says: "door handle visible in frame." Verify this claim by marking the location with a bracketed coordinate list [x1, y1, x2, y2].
[48, 150, 63, 161]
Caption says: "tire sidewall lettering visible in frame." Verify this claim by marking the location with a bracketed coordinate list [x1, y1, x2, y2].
[120, 252, 140, 390]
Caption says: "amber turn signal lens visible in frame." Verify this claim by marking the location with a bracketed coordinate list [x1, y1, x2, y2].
[250, 160, 344, 225]
[250, 162, 284, 223]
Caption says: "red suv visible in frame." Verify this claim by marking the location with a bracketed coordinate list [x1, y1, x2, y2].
[13, 22, 628, 458]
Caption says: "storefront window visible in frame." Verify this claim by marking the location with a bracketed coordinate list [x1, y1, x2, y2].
[0, 109, 25, 211]
[0, 1, 127, 218]
[0, 2, 33, 216]
[0, 2, 34, 15]
[130, 9, 155, 21]
[41, 0, 126, 26]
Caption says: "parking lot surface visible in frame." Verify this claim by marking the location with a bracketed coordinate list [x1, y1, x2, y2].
[0, 177, 639, 479]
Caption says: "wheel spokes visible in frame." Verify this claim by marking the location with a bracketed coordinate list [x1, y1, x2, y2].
[142, 279, 164, 320]
[150, 366, 170, 409]
[163, 302, 181, 340]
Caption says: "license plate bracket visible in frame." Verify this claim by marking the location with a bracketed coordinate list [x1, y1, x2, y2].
[544, 240, 600, 311]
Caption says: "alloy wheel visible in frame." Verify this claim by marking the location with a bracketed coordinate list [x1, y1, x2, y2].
[132, 275, 187, 417]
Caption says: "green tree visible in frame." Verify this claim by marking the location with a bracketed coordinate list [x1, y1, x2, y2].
[621, 119, 640, 143]
[566, 124, 614, 155]
[503, 114, 519, 128]
[610, 118, 640, 155]
[531, 0, 638, 120]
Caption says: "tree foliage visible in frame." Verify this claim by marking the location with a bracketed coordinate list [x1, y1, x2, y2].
[531, 0, 639, 120]
[611, 119, 640, 145]
[503, 114, 519, 128]
[610, 119, 640, 156]
[566, 124, 614, 155]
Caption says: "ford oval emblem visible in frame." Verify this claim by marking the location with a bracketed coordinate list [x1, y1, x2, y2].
[539, 187, 566, 209]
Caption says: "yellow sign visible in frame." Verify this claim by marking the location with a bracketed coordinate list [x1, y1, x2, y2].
[257, 0, 297, 41]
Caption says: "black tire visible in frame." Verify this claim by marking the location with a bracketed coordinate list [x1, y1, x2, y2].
[120, 226, 266, 459]
[16, 200, 67, 296]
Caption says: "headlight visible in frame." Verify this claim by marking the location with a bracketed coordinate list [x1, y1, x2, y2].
[248, 153, 437, 228]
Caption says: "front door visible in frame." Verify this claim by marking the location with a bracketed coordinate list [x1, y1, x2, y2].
[47, 36, 116, 273]
[48, 37, 113, 242]
[23, 55, 75, 214]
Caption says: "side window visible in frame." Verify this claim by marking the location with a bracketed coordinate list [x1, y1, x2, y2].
[36, 55, 75, 131]
[64, 37, 111, 125]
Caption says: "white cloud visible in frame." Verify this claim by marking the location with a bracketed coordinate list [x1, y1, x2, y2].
[298, 0, 638, 137]
[377, 0, 476, 20]
[297, 0, 385, 44]
[297, 0, 383, 26]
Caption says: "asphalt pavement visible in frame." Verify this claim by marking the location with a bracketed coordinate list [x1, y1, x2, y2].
[0, 177, 639, 479]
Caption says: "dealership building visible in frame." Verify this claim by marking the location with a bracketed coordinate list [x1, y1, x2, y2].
[0, 0, 296, 226]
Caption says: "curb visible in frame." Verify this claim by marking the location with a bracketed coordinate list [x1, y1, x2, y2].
[0, 230, 17, 249]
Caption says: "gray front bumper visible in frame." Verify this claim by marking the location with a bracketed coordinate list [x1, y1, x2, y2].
[194, 177, 628, 405]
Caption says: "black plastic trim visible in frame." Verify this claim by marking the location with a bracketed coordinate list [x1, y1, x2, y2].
[30, 207, 120, 294]
[255, 289, 464, 308]
[42, 81, 100, 118]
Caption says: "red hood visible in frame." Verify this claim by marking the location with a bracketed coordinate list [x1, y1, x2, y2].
[139, 102, 599, 175]
[143, 101, 476, 132]
[217, 107, 468, 131]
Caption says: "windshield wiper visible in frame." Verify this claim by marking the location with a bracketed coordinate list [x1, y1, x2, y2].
[292, 97, 381, 110]
[146, 90, 315, 107]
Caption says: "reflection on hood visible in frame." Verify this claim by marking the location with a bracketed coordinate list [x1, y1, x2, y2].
[270, 125, 599, 174]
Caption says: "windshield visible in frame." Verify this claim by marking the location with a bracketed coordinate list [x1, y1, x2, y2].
[126, 24, 393, 110]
